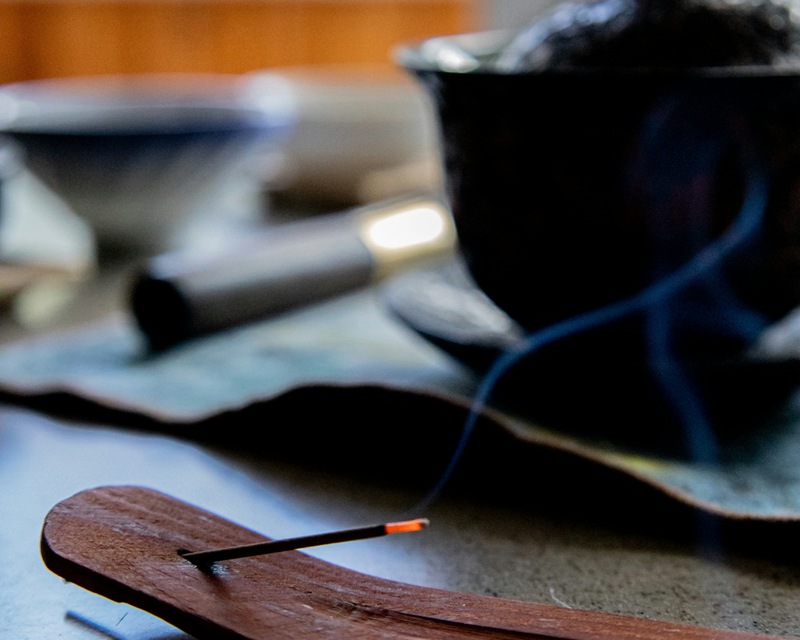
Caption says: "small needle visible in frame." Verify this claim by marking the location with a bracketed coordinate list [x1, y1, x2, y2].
[180, 518, 429, 565]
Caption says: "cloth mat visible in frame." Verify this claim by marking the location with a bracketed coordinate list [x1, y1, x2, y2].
[2, 288, 800, 520]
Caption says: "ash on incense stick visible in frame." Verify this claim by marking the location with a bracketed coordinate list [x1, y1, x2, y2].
[496, 0, 800, 71]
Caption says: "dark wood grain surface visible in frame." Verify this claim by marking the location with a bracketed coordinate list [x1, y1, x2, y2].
[40, 486, 789, 640]
[4, 406, 800, 639]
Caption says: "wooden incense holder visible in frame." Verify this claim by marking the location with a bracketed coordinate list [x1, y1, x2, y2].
[41, 486, 781, 640]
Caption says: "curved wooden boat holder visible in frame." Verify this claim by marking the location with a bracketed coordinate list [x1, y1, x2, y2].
[41, 486, 779, 640]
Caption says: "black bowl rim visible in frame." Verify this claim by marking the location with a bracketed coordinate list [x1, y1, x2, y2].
[396, 29, 800, 78]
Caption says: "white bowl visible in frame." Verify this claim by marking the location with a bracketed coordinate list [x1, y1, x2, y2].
[0, 74, 294, 252]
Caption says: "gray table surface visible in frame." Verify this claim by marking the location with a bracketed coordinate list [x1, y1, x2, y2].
[3, 267, 800, 640]
[3, 400, 800, 640]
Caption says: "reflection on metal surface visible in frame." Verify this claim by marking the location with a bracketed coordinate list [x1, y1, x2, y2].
[420, 39, 481, 72]
[364, 204, 446, 250]
[358, 199, 456, 276]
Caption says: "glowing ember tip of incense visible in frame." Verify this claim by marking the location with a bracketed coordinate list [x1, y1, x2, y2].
[384, 518, 430, 534]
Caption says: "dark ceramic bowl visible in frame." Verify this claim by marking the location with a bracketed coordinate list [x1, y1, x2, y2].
[400, 32, 800, 360]
[397, 33, 800, 451]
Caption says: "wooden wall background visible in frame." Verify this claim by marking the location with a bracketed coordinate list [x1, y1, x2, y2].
[0, 0, 475, 83]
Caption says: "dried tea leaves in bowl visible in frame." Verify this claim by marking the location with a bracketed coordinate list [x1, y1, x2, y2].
[496, 0, 800, 71]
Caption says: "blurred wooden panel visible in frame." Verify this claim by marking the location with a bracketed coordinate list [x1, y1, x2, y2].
[303, 3, 409, 65]
[0, 4, 25, 82]
[118, 3, 221, 74]
[0, 0, 475, 83]
[213, 3, 312, 70]
[20, 3, 125, 78]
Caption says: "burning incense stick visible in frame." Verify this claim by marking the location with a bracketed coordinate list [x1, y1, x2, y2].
[180, 518, 429, 565]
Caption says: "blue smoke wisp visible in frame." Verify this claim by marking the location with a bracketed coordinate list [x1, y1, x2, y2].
[412, 163, 769, 514]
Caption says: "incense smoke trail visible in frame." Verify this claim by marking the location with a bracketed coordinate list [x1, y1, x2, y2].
[412, 94, 770, 514]
[640, 92, 765, 469]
